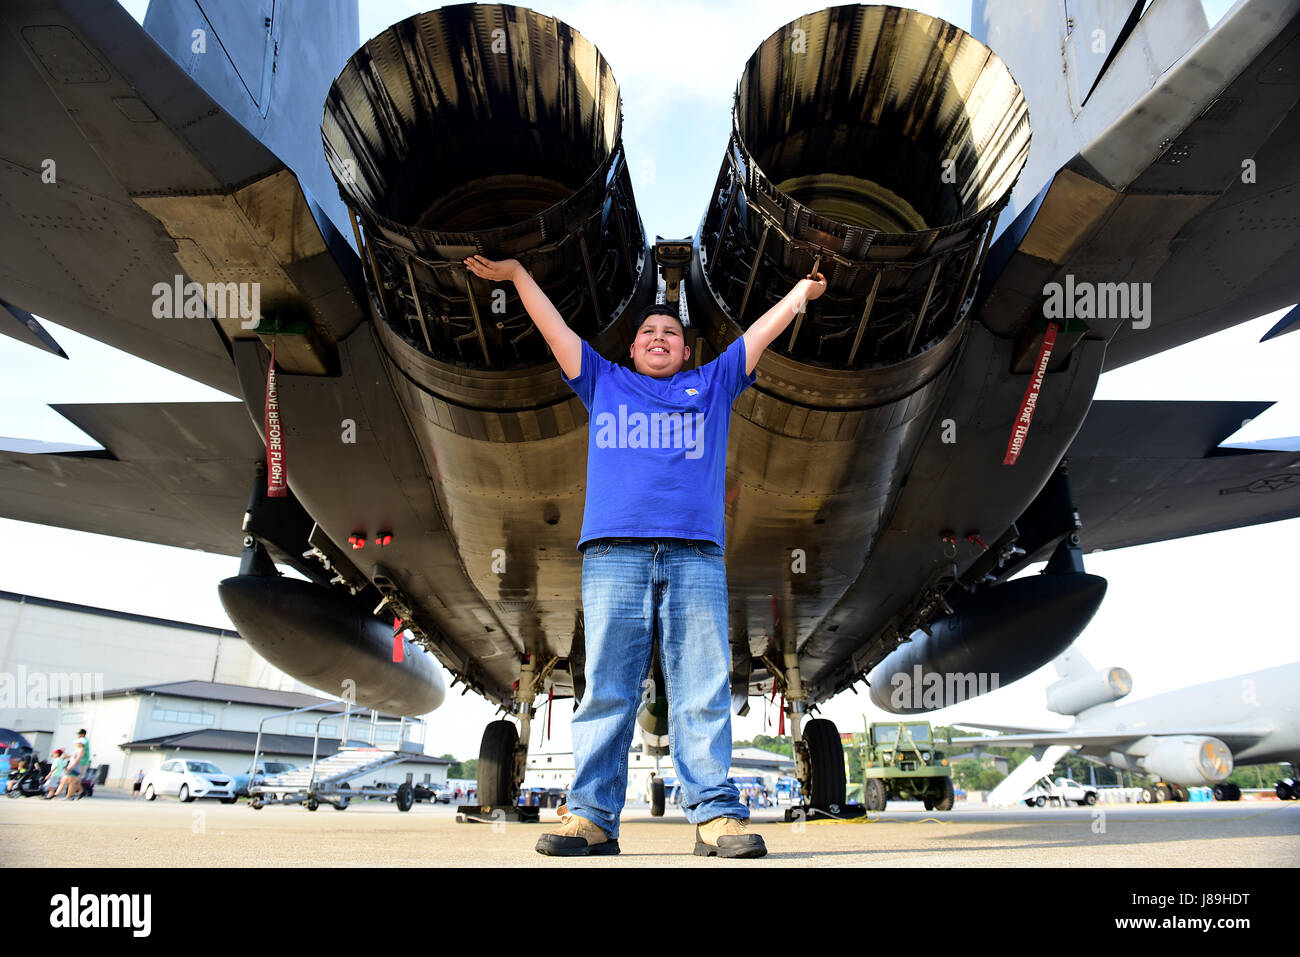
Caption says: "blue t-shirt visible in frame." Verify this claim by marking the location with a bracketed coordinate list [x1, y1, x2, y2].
[561, 336, 756, 551]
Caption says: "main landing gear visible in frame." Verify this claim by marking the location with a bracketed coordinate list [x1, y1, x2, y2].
[458, 654, 542, 824]
[779, 636, 863, 822]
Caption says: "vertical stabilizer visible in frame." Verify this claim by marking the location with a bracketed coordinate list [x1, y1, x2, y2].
[972, 0, 1209, 228]
[142, 0, 360, 238]
[1053, 646, 1094, 680]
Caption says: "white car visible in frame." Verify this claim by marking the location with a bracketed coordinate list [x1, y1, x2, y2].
[142, 759, 238, 803]
[1023, 777, 1099, 807]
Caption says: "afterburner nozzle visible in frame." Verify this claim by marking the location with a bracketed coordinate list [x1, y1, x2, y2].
[694, 5, 1031, 372]
[323, 3, 651, 369]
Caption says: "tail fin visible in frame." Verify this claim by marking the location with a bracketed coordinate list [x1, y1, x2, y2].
[142, 0, 360, 237]
[971, 0, 1209, 225]
[1052, 646, 1094, 680]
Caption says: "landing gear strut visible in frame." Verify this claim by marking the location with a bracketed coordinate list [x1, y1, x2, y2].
[458, 653, 542, 824]
[778, 607, 862, 821]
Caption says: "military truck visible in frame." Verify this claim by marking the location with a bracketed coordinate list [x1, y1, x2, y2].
[858, 720, 955, 811]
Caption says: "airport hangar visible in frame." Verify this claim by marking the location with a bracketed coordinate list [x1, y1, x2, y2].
[0, 590, 451, 790]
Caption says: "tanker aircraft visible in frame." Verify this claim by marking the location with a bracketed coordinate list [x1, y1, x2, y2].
[1, 0, 1298, 812]
[956, 652, 1300, 804]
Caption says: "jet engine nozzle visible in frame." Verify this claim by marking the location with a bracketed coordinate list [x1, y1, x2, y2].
[691, 5, 1030, 393]
[1139, 736, 1234, 785]
[322, 4, 653, 372]
[1046, 666, 1133, 716]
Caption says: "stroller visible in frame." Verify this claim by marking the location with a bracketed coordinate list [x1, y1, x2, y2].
[5, 756, 50, 798]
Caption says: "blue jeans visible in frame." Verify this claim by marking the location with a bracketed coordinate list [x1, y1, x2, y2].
[565, 537, 747, 838]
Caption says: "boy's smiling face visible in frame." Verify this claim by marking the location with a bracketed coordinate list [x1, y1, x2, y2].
[631, 314, 690, 378]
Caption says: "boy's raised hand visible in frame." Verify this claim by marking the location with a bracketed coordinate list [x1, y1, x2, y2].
[463, 254, 521, 282]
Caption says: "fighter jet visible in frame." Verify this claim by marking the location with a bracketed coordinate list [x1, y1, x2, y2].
[954, 651, 1300, 803]
[1, 0, 1298, 814]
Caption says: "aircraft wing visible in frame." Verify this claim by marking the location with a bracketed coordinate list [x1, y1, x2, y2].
[946, 722, 1064, 735]
[0, 402, 260, 556]
[0, 0, 366, 391]
[953, 722, 1274, 751]
[952, 728, 1150, 749]
[1060, 399, 1300, 555]
[976, 0, 1300, 373]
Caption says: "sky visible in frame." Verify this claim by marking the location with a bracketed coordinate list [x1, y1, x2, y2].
[1, 0, 1294, 762]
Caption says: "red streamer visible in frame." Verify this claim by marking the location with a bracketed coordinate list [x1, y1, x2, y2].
[1003, 322, 1058, 466]
[265, 340, 287, 497]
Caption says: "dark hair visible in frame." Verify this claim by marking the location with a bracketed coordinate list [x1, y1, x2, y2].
[635, 303, 684, 329]
[77, 729, 86, 736]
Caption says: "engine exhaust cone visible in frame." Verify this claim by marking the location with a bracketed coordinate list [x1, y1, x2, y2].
[323, 4, 651, 370]
[693, 5, 1031, 374]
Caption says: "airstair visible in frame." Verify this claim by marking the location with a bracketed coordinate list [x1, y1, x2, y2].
[247, 704, 425, 811]
[986, 744, 1070, 807]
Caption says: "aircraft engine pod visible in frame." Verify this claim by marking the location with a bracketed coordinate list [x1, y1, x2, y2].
[867, 572, 1107, 714]
[1138, 736, 1234, 785]
[218, 575, 446, 717]
[690, 4, 1030, 392]
[1045, 666, 1133, 716]
[683, 6, 1032, 641]
[323, 4, 655, 378]
[320, 4, 660, 663]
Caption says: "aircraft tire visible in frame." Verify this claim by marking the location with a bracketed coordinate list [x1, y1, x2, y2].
[803, 718, 846, 811]
[396, 782, 414, 812]
[306, 796, 319, 811]
[650, 777, 665, 817]
[1140, 786, 1156, 804]
[334, 782, 350, 810]
[477, 720, 519, 806]
[1155, 783, 1170, 803]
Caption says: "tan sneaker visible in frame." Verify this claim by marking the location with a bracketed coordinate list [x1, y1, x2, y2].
[535, 805, 619, 856]
[694, 816, 767, 858]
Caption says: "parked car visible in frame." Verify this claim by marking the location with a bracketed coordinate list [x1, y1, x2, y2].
[0, 729, 35, 774]
[437, 784, 460, 803]
[411, 783, 453, 804]
[1022, 777, 1099, 807]
[141, 759, 238, 803]
[230, 761, 298, 797]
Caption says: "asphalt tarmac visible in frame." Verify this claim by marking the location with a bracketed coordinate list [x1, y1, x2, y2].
[3, 790, 1297, 867]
